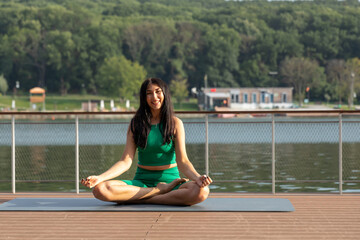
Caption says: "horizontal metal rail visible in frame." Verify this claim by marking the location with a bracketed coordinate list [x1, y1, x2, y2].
[1, 180, 76, 183]
[214, 180, 357, 183]
[2, 179, 359, 183]
[1, 109, 360, 115]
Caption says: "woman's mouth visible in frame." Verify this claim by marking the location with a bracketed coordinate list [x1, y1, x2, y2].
[152, 101, 160, 107]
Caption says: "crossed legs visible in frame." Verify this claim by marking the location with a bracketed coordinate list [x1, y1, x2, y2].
[92, 179, 210, 206]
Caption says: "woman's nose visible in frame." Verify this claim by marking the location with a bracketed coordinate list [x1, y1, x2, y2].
[152, 92, 158, 99]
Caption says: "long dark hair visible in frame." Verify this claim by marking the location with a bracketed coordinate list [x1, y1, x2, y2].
[131, 78, 175, 149]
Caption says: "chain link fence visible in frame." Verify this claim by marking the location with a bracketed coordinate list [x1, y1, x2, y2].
[342, 115, 360, 193]
[0, 111, 359, 193]
[275, 118, 340, 193]
[207, 120, 272, 193]
[0, 120, 11, 192]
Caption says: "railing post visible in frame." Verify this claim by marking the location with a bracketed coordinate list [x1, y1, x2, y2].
[11, 115, 16, 194]
[272, 114, 276, 195]
[339, 113, 343, 195]
[75, 115, 79, 194]
[205, 114, 209, 176]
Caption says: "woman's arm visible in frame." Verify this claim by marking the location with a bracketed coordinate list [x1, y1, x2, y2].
[82, 124, 136, 188]
[174, 117, 212, 187]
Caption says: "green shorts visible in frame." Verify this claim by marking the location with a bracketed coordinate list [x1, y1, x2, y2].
[122, 166, 183, 190]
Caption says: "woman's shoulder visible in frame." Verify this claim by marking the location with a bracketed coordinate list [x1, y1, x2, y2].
[172, 116, 183, 126]
[172, 116, 185, 137]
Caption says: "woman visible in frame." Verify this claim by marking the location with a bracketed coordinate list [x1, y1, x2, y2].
[81, 78, 212, 206]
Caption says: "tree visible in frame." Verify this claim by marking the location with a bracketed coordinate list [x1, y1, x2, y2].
[170, 76, 188, 108]
[326, 59, 347, 105]
[168, 22, 205, 87]
[2, 0, 360, 102]
[0, 35, 13, 78]
[345, 58, 360, 108]
[301, 9, 342, 64]
[96, 56, 147, 101]
[0, 74, 8, 95]
[46, 30, 75, 95]
[123, 21, 176, 78]
[10, 19, 47, 87]
[280, 57, 325, 106]
[201, 26, 241, 88]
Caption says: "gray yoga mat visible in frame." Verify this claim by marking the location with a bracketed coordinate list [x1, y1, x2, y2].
[0, 198, 294, 212]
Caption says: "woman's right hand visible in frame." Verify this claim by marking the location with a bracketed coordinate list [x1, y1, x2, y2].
[196, 175, 212, 188]
[81, 176, 102, 188]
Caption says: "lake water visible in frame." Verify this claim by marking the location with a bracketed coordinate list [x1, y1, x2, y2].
[0, 116, 359, 193]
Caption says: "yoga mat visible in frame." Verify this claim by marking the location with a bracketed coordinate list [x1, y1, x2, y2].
[0, 198, 294, 212]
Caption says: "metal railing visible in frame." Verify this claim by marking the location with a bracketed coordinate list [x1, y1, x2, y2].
[1, 109, 360, 194]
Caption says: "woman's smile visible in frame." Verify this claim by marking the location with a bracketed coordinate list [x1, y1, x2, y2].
[151, 100, 161, 107]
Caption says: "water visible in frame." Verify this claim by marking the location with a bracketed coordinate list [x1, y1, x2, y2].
[2, 117, 360, 146]
[0, 116, 359, 193]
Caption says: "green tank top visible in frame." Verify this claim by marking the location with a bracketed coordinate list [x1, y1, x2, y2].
[137, 124, 176, 166]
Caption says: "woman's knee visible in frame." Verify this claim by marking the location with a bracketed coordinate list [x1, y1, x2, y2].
[186, 183, 210, 205]
[92, 182, 112, 201]
[197, 185, 210, 203]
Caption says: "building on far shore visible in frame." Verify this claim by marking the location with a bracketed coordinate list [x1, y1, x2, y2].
[198, 87, 294, 110]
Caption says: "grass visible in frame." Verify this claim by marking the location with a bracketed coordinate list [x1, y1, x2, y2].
[0, 94, 199, 111]
[294, 100, 359, 110]
[5, 94, 356, 112]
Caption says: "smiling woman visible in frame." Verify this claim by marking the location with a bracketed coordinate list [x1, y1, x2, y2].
[81, 78, 212, 206]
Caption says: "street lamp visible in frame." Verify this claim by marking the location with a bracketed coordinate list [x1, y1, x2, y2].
[12, 81, 20, 110]
[350, 72, 355, 108]
[204, 74, 208, 110]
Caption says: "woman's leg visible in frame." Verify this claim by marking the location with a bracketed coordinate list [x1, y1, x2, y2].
[92, 179, 186, 202]
[144, 181, 210, 206]
[125, 181, 210, 206]
[92, 180, 209, 206]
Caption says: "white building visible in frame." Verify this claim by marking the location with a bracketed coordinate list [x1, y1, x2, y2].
[199, 87, 294, 110]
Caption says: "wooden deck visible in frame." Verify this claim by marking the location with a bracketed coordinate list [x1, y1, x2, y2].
[0, 193, 359, 240]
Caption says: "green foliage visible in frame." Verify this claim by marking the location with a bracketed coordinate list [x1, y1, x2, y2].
[345, 58, 360, 108]
[123, 21, 176, 78]
[1, 0, 360, 104]
[280, 57, 325, 106]
[0, 74, 9, 95]
[203, 26, 241, 88]
[170, 77, 188, 107]
[96, 55, 147, 100]
[326, 59, 347, 104]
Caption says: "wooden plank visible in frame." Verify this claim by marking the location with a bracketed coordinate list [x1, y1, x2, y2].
[0, 193, 359, 240]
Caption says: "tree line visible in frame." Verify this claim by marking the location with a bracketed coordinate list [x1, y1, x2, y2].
[0, 0, 360, 106]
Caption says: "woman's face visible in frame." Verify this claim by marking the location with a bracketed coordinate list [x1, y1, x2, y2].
[146, 83, 164, 111]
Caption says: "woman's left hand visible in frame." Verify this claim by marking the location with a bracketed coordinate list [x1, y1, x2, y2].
[196, 175, 212, 188]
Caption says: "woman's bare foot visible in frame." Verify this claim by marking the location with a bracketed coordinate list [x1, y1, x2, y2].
[156, 178, 187, 194]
